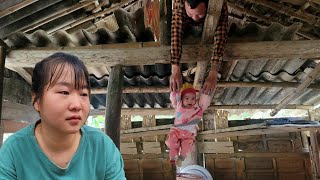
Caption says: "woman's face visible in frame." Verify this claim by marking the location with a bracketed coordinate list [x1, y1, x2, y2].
[185, 1, 206, 21]
[33, 66, 90, 134]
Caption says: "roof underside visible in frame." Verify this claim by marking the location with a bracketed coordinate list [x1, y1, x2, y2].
[1, 0, 320, 111]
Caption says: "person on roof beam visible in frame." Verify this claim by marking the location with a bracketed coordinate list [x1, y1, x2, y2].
[170, 0, 228, 94]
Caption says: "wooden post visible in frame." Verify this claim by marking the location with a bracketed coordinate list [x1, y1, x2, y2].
[105, 65, 123, 149]
[0, 45, 6, 146]
[309, 109, 320, 179]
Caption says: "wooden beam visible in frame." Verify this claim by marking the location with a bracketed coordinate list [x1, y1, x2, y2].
[90, 104, 312, 116]
[6, 67, 32, 84]
[197, 125, 320, 140]
[5, 40, 320, 68]
[0, 0, 39, 19]
[249, 0, 320, 27]
[119, 122, 320, 139]
[0, 45, 6, 146]
[271, 61, 320, 116]
[91, 81, 320, 94]
[105, 65, 124, 149]
[21, 1, 95, 33]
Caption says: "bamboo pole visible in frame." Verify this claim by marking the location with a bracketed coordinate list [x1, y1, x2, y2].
[91, 81, 320, 94]
[270, 61, 320, 116]
[90, 104, 312, 116]
[0, 46, 7, 146]
[0, 0, 39, 19]
[249, 0, 320, 27]
[105, 65, 124, 149]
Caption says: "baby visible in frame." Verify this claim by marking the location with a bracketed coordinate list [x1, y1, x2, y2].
[165, 83, 212, 166]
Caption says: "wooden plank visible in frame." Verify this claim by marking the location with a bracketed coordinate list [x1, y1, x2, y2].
[205, 152, 310, 159]
[143, 142, 161, 154]
[5, 40, 320, 68]
[91, 105, 312, 116]
[0, 0, 39, 19]
[120, 142, 137, 154]
[271, 61, 320, 116]
[198, 142, 234, 153]
[105, 65, 123, 149]
[198, 125, 320, 140]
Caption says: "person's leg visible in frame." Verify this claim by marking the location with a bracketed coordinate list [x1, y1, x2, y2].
[179, 131, 196, 159]
[165, 128, 181, 160]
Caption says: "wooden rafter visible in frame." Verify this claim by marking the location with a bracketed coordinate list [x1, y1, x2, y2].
[91, 82, 320, 94]
[0, 0, 39, 19]
[249, 0, 320, 27]
[5, 40, 320, 67]
[227, 2, 318, 40]
[270, 61, 320, 116]
[90, 105, 312, 116]
[49, 0, 137, 34]
[20, 1, 95, 34]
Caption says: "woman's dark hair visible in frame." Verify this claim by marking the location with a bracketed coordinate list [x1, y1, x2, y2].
[32, 52, 91, 105]
[186, 0, 208, 9]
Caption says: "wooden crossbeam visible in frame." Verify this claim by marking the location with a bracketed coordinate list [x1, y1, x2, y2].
[119, 122, 320, 140]
[90, 104, 312, 116]
[91, 81, 320, 94]
[5, 40, 320, 68]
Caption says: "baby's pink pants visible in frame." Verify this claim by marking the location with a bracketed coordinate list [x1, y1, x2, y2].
[165, 127, 196, 159]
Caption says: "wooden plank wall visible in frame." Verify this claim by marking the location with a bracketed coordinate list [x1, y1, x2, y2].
[121, 130, 312, 180]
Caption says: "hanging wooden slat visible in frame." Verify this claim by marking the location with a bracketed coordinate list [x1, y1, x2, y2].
[270, 61, 320, 116]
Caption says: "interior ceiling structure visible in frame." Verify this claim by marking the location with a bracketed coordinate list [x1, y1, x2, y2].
[0, 0, 320, 112]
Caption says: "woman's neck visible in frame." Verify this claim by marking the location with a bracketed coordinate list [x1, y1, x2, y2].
[35, 122, 81, 152]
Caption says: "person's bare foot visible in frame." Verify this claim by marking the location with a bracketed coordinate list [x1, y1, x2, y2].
[175, 156, 184, 167]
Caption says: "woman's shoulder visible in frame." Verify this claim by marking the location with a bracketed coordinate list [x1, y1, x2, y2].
[82, 125, 113, 142]
[3, 124, 34, 143]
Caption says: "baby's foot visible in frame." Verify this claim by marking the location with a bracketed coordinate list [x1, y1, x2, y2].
[175, 156, 185, 167]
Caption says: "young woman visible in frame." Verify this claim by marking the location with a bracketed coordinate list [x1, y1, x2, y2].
[0, 52, 126, 179]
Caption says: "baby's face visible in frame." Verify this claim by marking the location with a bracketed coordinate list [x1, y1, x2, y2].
[182, 93, 196, 107]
